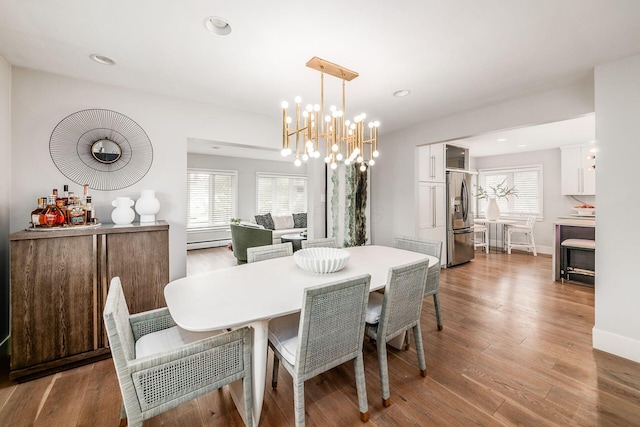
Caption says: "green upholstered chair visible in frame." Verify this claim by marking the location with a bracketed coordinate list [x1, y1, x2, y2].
[230, 224, 273, 265]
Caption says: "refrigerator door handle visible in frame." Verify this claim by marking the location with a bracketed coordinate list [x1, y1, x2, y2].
[461, 178, 469, 222]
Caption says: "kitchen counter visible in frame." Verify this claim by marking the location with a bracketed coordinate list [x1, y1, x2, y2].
[552, 218, 595, 282]
[555, 216, 596, 226]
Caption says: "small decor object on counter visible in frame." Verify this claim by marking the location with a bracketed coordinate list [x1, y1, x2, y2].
[573, 204, 595, 216]
[294, 247, 350, 274]
[135, 190, 160, 223]
[111, 196, 135, 225]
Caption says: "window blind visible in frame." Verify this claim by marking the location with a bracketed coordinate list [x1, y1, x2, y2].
[477, 165, 543, 218]
[256, 174, 307, 215]
[187, 169, 237, 229]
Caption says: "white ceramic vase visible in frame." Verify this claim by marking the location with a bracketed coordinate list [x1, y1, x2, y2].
[135, 190, 160, 223]
[485, 197, 500, 221]
[111, 197, 135, 225]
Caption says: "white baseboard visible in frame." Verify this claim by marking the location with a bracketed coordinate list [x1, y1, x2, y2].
[187, 239, 231, 250]
[593, 327, 640, 363]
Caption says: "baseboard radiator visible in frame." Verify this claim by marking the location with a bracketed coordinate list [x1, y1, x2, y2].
[187, 228, 231, 250]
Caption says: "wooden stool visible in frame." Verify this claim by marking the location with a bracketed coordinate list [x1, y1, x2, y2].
[560, 239, 595, 284]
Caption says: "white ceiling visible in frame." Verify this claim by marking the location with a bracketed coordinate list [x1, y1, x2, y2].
[1, 1, 638, 158]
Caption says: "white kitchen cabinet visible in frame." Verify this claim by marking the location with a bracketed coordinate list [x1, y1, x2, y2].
[418, 143, 445, 182]
[417, 182, 447, 260]
[561, 145, 596, 195]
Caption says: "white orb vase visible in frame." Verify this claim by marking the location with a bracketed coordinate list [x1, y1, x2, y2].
[485, 197, 501, 221]
[111, 197, 135, 225]
[135, 190, 160, 223]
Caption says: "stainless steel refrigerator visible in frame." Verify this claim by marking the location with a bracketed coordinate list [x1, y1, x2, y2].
[446, 171, 475, 266]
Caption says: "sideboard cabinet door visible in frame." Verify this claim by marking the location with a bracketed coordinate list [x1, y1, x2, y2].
[10, 235, 97, 372]
[104, 229, 169, 314]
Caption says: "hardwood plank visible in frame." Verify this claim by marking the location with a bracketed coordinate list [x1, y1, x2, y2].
[1, 248, 639, 426]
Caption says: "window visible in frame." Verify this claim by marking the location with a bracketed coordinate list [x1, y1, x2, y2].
[477, 165, 543, 218]
[187, 169, 237, 229]
[256, 173, 307, 215]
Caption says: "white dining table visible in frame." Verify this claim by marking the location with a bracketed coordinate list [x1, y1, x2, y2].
[164, 245, 438, 426]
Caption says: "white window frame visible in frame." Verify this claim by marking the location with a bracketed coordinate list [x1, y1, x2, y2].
[476, 164, 544, 220]
[187, 168, 238, 230]
[256, 173, 307, 215]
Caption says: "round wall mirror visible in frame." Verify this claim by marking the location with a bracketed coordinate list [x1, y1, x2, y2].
[91, 139, 122, 164]
[50, 109, 153, 190]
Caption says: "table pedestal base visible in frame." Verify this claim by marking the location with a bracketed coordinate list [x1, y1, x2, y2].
[229, 319, 268, 427]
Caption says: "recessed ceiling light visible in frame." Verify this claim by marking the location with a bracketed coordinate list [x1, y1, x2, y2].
[204, 16, 232, 36]
[497, 138, 507, 142]
[518, 144, 527, 148]
[393, 90, 411, 97]
[90, 54, 116, 65]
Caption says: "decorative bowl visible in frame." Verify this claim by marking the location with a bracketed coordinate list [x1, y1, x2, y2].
[573, 208, 595, 216]
[294, 247, 350, 274]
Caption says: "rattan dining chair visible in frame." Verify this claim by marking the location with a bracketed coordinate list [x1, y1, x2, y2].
[364, 259, 430, 407]
[393, 235, 444, 331]
[301, 237, 338, 249]
[103, 277, 254, 427]
[246, 242, 293, 263]
[268, 274, 372, 426]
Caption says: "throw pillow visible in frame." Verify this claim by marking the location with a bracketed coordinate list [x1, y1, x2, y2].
[254, 213, 275, 230]
[293, 213, 307, 228]
[272, 214, 295, 230]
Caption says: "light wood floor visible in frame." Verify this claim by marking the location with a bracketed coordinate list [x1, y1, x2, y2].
[2, 248, 639, 426]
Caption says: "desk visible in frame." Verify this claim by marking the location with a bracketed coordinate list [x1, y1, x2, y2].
[165, 245, 438, 426]
[473, 218, 516, 253]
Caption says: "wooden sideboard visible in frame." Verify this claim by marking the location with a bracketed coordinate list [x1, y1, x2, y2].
[9, 221, 169, 381]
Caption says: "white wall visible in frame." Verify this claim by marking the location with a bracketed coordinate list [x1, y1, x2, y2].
[11, 68, 280, 281]
[371, 76, 595, 246]
[593, 54, 640, 362]
[0, 55, 11, 351]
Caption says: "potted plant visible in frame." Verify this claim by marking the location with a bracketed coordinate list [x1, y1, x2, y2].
[475, 179, 517, 220]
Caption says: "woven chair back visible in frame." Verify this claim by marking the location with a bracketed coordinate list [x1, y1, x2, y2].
[247, 242, 293, 263]
[378, 259, 430, 341]
[295, 274, 371, 381]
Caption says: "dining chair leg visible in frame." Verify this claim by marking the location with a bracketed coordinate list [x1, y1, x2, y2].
[119, 406, 127, 427]
[433, 293, 443, 331]
[412, 324, 427, 377]
[293, 380, 306, 427]
[272, 353, 280, 389]
[376, 339, 391, 407]
[354, 353, 369, 422]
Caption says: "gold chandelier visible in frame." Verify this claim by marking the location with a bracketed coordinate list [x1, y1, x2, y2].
[281, 57, 379, 171]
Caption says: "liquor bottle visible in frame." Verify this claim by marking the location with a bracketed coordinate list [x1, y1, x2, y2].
[30, 197, 46, 227]
[67, 197, 86, 226]
[62, 184, 70, 205]
[85, 196, 95, 223]
[42, 195, 66, 227]
[82, 184, 90, 205]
